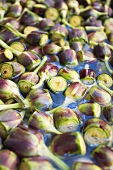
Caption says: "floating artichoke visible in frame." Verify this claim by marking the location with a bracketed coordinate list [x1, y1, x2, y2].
[50, 131, 86, 157]
[91, 145, 113, 169]
[0, 39, 41, 71]
[4, 126, 70, 170]
[58, 67, 79, 82]
[53, 107, 80, 133]
[19, 156, 54, 170]
[72, 161, 102, 170]
[82, 118, 112, 146]
[0, 109, 24, 138]
[0, 61, 25, 79]
[0, 149, 18, 170]
[86, 85, 112, 106]
[78, 102, 101, 117]
[58, 49, 78, 67]
[28, 109, 61, 134]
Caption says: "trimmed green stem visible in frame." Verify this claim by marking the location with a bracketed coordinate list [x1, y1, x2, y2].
[98, 82, 113, 95]
[47, 125, 62, 134]
[85, 26, 104, 31]
[62, 18, 74, 29]
[5, 23, 26, 39]
[33, 56, 47, 74]
[31, 72, 47, 89]
[37, 144, 70, 170]
[0, 39, 21, 56]
[46, 97, 74, 114]
[0, 103, 22, 111]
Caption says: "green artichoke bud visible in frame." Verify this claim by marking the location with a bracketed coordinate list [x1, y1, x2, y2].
[0, 28, 19, 44]
[50, 132, 86, 157]
[42, 43, 62, 55]
[58, 67, 79, 82]
[88, 30, 107, 43]
[72, 162, 102, 170]
[0, 79, 26, 107]
[20, 7, 42, 26]
[0, 109, 24, 138]
[53, 107, 80, 133]
[65, 82, 87, 101]
[78, 102, 101, 117]
[6, 0, 22, 18]
[28, 109, 61, 134]
[4, 126, 70, 170]
[49, 24, 68, 41]
[0, 39, 41, 71]
[0, 61, 25, 79]
[86, 86, 111, 106]
[38, 18, 55, 31]
[33, 3, 47, 16]
[32, 63, 58, 89]
[26, 88, 53, 111]
[5, 22, 48, 46]
[70, 41, 83, 53]
[18, 56, 47, 94]
[58, 49, 78, 67]
[69, 27, 88, 43]
[19, 156, 54, 170]
[91, 145, 113, 169]
[0, 149, 18, 170]
[77, 50, 96, 63]
[82, 118, 112, 146]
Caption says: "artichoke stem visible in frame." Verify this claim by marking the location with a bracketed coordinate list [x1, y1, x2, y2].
[62, 19, 74, 29]
[31, 73, 47, 89]
[94, 9, 107, 16]
[80, 6, 92, 13]
[33, 56, 47, 74]
[0, 39, 21, 56]
[98, 82, 113, 96]
[5, 23, 26, 39]
[47, 125, 62, 134]
[13, 93, 26, 108]
[0, 103, 22, 111]
[47, 97, 74, 114]
[85, 26, 104, 31]
[37, 144, 70, 170]
[104, 56, 113, 74]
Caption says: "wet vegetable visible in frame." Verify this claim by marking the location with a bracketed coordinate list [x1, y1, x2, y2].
[19, 156, 54, 170]
[50, 132, 86, 157]
[0, 0, 113, 169]
[78, 102, 101, 117]
[28, 109, 61, 134]
[47, 76, 68, 93]
[82, 118, 112, 146]
[72, 161, 102, 170]
[53, 107, 80, 133]
[0, 149, 18, 170]
[91, 145, 113, 169]
[4, 126, 70, 170]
